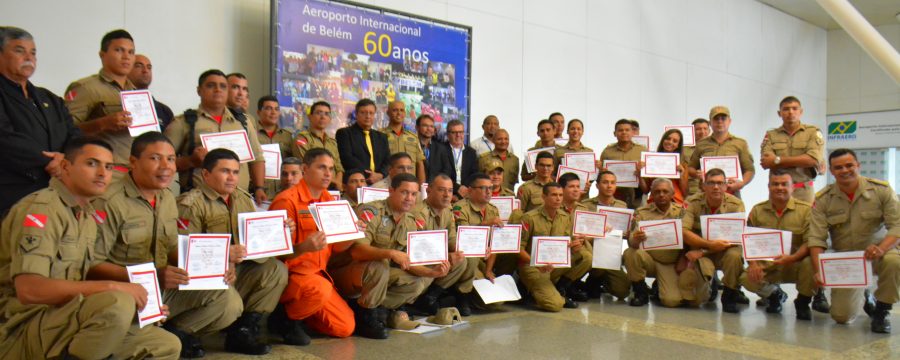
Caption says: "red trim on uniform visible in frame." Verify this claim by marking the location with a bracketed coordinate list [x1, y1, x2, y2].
[212, 115, 223, 124]
[266, 130, 276, 139]
[149, 198, 156, 209]
[845, 192, 855, 202]
[113, 165, 129, 173]
[792, 181, 814, 189]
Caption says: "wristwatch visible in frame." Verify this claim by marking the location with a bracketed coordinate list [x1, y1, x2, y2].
[249, 185, 264, 194]
[774, 156, 781, 165]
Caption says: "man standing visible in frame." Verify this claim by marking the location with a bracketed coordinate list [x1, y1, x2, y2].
[164, 69, 267, 202]
[382, 100, 426, 183]
[683, 118, 710, 197]
[517, 151, 555, 212]
[226, 73, 252, 118]
[256, 95, 294, 199]
[0, 137, 180, 359]
[760, 96, 824, 204]
[336, 99, 390, 185]
[808, 149, 900, 333]
[0, 26, 80, 214]
[477, 128, 519, 192]
[688, 106, 755, 198]
[522, 120, 558, 182]
[65, 29, 136, 180]
[471, 115, 512, 156]
[293, 100, 344, 190]
[127, 54, 174, 130]
[445, 119, 478, 200]
[417, 114, 453, 183]
[600, 119, 647, 209]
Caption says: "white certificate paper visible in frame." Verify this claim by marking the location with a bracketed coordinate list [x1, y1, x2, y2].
[456, 226, 490, 257]
[309, 200, 365, 243]
[556, 165, 590, 189]
[603, 160, 638, 188]
[701, 213, 746, 244]
[572, 210, 607, 238]
[260, 143, 281, 180]
[592, 230, 624, 270]
[526, 147, 556, 173]
[741, 227, 792, 260]
[120, 90, 160, 137]
[489, 196, 515, 221]
[664, 125, 696, 146]
[238, 210, 293, 260]
[179, 234, 230, 290]
[473, 275, 522, 304]
[632, 136, 650, 150]
[358, 187, 389, 204]
[641, 152, 680, 178]
[563, 152, 597, 173]
[819, 251, 872, 288]
[639, 219, 683, 250]
[407, 230, 449, 266]
[531, 236, 570, 267]
[596, 206, 634, 234]
[701, 156, 742, 181]
[126, 262, 165, 328]
[200, 130, 255, 163]
[489, 224, 522, 253]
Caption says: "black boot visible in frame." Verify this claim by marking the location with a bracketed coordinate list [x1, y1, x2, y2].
[225, 312, 272, 355]
[721, 287, 740, 313]
[871, 302, 893, 334]
[629, 281, 650, 307]
[162, 323, 205, 358]
[585, 274, 606, 299]
[267, 304, 311, 346]
[649, 280, 660, 302]
[454, 291, 473, 317]
[863, 289, 876, 317]
[735, 289, 750, 305]
[708, 273, 720, 302]
[567, 281, 590, 302]
[555, 278, 579, 309]
[354, 306, 389, 339]
[414, 284, 446, 315]
[765, 288, 788, 314]
[812, 288, 830, 313]
[794, 295, 812, 321]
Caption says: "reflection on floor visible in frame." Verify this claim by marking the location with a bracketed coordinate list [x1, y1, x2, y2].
[203, 288, 899, 360]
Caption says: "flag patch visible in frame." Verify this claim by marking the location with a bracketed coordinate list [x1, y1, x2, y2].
[23, 214, 47, 228]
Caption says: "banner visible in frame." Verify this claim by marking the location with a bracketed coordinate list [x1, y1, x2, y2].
[826, 110, 900, 149]
[273, 0, 472, 138]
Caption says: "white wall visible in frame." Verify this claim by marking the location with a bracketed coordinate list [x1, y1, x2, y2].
[826, 23, 900, 115]
[0, 0, 827, 207]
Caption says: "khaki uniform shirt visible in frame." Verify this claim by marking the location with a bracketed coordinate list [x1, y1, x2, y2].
[808, 177, 900, 251]
[747, 198, 811, 253]
[492, 187, 515, 197]
[415, 204, 457, 250]
[382, 128, 425, 165]
[517, 179, 551, 213]
[292, 129, 344, 174]
[478, 150, 519, 192]
[356, 200, 424, 251]
[683, 146, 700, 196]
[64, 70, 137, 165]
[176, 182, 256, 240]
[93, 175, 178, 269]
[760, 124, 824, 183]
[165, 107, 265, 191]
[452, 199, 500, 227]
[682, 193, 745, 249]
[581, 196, 628, 210]
[688, 132, 755, 177]
[516, 207, 572, 254]
[257, 126, 295, 199]
[521, 144, 560, 178]
[600, 142, 647, 208]
[632, 202, 685, 264]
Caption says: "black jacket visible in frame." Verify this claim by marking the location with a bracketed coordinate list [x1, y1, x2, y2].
[336, 123, 390, 179]
[0, 75, 80, 213]
[449, 144, 478, 195]
[422, 139, 454, 183]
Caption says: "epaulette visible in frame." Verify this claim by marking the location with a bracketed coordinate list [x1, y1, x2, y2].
[867, 177, 890, 187]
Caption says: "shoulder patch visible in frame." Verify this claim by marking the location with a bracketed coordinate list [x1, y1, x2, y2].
[414, 217, 425, 230]
[92, 210, 107, 224]
[19, 234, 41, 253]
[521, 221, 530, 232]
[868, 178, 889, 187]
[295, 136, 308, 147]
[176, 218, 190, 230]
[23, 213, 47, 229]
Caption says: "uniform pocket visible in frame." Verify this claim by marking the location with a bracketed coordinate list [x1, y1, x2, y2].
[860, 210, 882, 220]
[826, 213, 848, 225]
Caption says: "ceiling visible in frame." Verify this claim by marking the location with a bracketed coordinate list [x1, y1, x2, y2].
[759, 0, 900, 30]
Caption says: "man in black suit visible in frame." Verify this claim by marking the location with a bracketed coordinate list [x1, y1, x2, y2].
[336, 99, 389, 185]
[445, 119, 478, 200]
[0, 27, 80, 214]
[416, 114, 453, 183]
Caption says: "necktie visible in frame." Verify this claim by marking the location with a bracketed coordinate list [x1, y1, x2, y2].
[363, 130, 375, 171]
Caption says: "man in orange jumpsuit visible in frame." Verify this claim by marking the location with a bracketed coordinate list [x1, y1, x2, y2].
[268, 148, 357, 345]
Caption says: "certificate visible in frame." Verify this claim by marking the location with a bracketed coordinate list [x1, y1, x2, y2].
[632, 135, 650, 150]
[596, 206, 634, 234]
[357, 187, 389, 204]
[328, 190, 341, 199]
[120, 90, 160, 137]
[741, 227, 792, 260]
[200, 130, 255, 163]
[407, 230, 448, 266]
[525, 147, 556, 173]
[641, 152, 680, 178]
[819, 251, 871, 288]
[572, 210, 607, 238]
[556, 165, 590, 189]
[238, 210, 292, 259]
[530, 236, 570, 267]
[593, 230, 624, 270]
[701, 213, 746, 244]
[309, 200, 365, 243]
[489, 196, 515, 221]
[603, 160, 638, 188]
[473, 275, 522, 304]
[179, 234, 230, 290]
[260, 144, 281, 180]
[664, 125, 696, 146]
[563, 152, 597, 173]
[639, 219, 683, 250]
[489, 224, 522, 253]
[455, 226, 490, 257]
[421, 183, 429, 200]
[126, 262, 165, 328]
[701, 156, 742, 181]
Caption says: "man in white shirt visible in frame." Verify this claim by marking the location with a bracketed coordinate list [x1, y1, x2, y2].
[471, 115, 515, 156]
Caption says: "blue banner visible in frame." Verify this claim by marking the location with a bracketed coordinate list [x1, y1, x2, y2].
[273, 0, 471, 138]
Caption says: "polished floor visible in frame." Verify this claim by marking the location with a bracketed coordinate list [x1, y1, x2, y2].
[202, 288, 900, 360]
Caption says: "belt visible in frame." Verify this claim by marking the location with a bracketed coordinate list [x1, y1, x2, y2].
[793, 181, 814, 189]
[112, 165, 129, 173]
